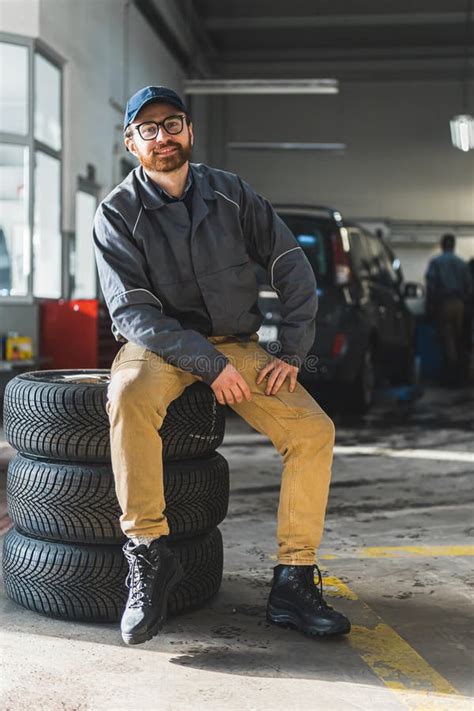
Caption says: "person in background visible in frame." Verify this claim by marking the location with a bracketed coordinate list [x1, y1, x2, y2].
[425, 234, 472, 386]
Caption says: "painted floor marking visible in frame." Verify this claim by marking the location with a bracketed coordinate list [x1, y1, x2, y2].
[322, 574, 461, 707]
[319, 545, 474, 560]
[358, 545, 474, 559]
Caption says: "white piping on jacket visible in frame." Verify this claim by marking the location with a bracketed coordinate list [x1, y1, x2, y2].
[115, 288, 163, 312]
[132, 206, 143, 238]
[270, 246, 302, 294]
[214, 191, 240, 210]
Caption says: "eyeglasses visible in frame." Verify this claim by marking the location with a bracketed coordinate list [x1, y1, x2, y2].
[130, 114, 187, 140]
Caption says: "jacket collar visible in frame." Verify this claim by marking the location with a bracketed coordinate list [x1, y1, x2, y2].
[190, 164, 218, 202]
[135, 163, 217, 210]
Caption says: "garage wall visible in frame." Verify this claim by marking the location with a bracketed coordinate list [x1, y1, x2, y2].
[0, 303, 39, 405]
[219, 81, 474, 224]
[36, 0, 186, 231]
[0, 0, 39, 37]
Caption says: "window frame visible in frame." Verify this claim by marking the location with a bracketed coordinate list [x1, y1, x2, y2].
[70, 171, 100, 300]
[0, 31, 64, 303]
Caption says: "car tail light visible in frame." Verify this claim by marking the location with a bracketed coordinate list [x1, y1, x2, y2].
[332, 333, 347, 358]
[331, 228, 352, 286]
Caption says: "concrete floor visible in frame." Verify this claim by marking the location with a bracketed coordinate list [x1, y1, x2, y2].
[0, 385, 473, 710]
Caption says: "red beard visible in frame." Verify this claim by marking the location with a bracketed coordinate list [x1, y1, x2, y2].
[140, 139, 192, 173]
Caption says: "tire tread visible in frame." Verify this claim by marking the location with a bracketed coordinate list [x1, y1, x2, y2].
[2, 527, 223, 622]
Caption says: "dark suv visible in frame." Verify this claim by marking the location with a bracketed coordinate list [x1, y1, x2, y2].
[255, 205, 419, 411]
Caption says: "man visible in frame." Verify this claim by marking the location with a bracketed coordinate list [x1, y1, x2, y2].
[425, 234, 472, 386]
[93, 85, 350, 646]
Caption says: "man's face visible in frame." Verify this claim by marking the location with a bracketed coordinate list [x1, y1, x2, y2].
[124, 101, 194, 173]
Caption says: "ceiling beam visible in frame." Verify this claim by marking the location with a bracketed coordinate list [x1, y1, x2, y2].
[204, 12, 469, 31]
[218, 58, 473, 82]
[228, 142, 346, 151]
[216, 45, 472, 63]
[186, 0, 219, 64]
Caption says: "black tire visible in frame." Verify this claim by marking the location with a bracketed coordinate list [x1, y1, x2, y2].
[2, 527, 223, 623]
[7, 452, 229, 544]
[3, 371, 225, 462]
[346, 349, 375, 413]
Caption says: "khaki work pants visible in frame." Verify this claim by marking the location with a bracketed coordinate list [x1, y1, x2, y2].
[106, 333, 335, 565]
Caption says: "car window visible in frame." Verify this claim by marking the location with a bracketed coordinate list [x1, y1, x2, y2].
[381, 240, 404, 283]
[379, 243, 400, 285]
[348, 229, 371, 275]
[367, 234, 398, 287]
[277, 214, 334, 287]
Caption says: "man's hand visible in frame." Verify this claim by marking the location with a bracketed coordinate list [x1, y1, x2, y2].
[211, 364, 252, 406]
[256, 358, 299, 395]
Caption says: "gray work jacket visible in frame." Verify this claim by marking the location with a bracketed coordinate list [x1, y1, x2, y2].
[92, 162, 318, 385]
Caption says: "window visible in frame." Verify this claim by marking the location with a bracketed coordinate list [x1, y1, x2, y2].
[0, 35, 63, 300]
[0, 145, 30, 296]
[367, 234, 398, 287]
[33, 152, 61, 297]
[0, 42, 28, 135]
[348, 228, 371, 275]
[277, 213, 333, 287]
[34, 53, 61, 151]
[72, 190, 97, 299]
[379, 243, 400, 286]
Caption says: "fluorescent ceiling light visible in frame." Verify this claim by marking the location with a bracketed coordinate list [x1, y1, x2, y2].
[450, 114, 474, 151]
[228, 141, 345, 151]
[184, 79, 338, 95]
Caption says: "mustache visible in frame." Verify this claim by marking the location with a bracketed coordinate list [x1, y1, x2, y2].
[152, 142, 181, 152]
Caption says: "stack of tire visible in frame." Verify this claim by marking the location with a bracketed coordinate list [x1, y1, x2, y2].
[2, 370, 228, 624]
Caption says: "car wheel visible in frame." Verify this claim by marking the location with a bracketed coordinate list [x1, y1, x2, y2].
[346, 349, 375, 413]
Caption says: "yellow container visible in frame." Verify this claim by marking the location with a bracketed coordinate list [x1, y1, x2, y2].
[5, 335, 33, 361]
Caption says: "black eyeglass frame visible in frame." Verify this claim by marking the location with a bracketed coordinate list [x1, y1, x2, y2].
[126, 114, 189, 140]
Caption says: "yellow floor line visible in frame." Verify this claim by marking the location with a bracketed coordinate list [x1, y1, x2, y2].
[319, 545, 474, 560]
[322, 574, 461, 707]
[349, 623, 457, 695]
[358, 545, 474, 558]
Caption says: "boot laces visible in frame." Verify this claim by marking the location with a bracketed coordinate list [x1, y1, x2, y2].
[124, 547, 160, 609]
[299, 565, 333, 610]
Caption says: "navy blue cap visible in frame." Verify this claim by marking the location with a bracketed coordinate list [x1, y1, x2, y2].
[123, 86, 187, 131]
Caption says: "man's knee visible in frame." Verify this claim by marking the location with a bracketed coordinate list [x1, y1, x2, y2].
[107, 368, 153, 412]
[286, 412, 335, 454]
[312, 413, 335, 448]
[322, 414, 336, 443]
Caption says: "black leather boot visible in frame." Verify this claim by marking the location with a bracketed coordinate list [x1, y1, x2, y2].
[120, 537, 183, 645]
[267, 564, 351, 637]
